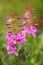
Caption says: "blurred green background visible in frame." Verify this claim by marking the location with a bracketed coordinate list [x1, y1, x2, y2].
[0, 0, 43, 65]
[0, 0, 43, 33]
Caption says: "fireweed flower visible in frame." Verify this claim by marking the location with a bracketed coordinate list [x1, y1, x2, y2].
[6, 31, 17, 44]
[5, 7, 38, 56]
[6, 31, 12, 41]
[6, 32, 18, 56]
[17, 31, 26, 46]
[7, 43, 18, 56]
[27, 26, 37, 37]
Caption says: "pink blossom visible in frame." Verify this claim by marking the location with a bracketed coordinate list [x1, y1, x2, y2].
[5, 31, 12, 41]
[17, 31, 26, 46]
[21, 26, 27, 36]
[6, 44, 18, 56]
[5, 32, 17, 44]
[5, 7, 37, 56]
[27, 26, 37, 37]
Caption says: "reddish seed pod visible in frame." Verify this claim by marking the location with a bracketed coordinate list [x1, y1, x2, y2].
[34, 23, 39, 26]
[24, 16, 28, 19]
[18, 24, 22, 26]
[13, 22, 15, 24]
[17, 16, 21, 19]
[14, 28, 16, 30]
[11, 20, 14, 23]
[5, 24, 11, 28]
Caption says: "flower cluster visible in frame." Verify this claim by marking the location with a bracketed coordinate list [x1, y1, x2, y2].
[5, 7, 38, 56]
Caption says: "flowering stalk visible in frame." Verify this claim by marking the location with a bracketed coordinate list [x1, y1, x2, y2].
[5, 7, 38, 56]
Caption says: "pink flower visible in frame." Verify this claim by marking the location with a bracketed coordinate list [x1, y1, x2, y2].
[27, 26, 37, 37]
[6, 44, 18, 56]
[21, 26, 27, 36]
[5, 31, 17, 44]
[5, 31, 12, 41]
[17, 31, 26, 46]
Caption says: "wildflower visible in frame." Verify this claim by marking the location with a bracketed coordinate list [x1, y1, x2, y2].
[5, 31, 12, 41]
[6, 43, 18, 56]
[27, 26, 37, 37]
[5, 7, 37, 56]
[17, 31, 26, 46]
[6, 31, 17, 44]
[21, 26, 27, 36]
